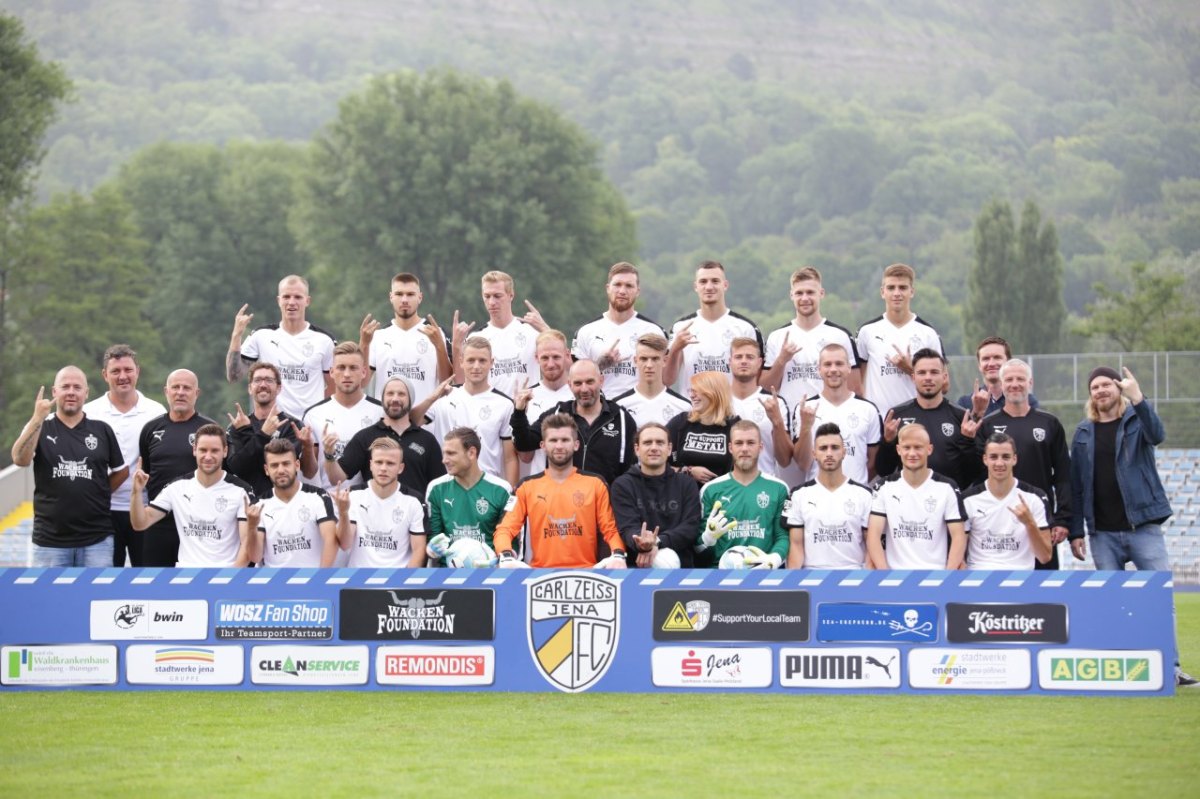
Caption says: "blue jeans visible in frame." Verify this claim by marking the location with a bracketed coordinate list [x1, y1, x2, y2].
[32, 537, 114, 568]
[1089, 524, 1170, 571]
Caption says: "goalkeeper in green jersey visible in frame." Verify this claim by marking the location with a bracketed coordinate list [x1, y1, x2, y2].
[424, 427, 513, 563]
[696, 419, 791, 568]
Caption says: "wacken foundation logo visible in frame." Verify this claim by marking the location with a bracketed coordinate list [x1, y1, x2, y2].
[527, 572, 620, 693]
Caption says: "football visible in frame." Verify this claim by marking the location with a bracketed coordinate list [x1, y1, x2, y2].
[444, 538, 497, 569]
[718, 544, 766, 570]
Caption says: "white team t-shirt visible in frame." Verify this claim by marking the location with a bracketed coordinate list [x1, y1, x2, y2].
[258, 485, 336, 568]
[573, 313, 666, 398]
[668, 311, 762, 393]
[425, 387, 514, 482]
[731, 388, 791, 478]
[475, 319, 538, 398]
[301, 395, 384, 489]
[963, 481, 1051, 570]
[785, 479, 873, 569]
[612, 387, 691, 429]
[764, 319, 860, 411]
[241, 323, 336, 419]
[855, 315, 943, 416]
[369, 321, 447, 406]
[793, 393, 882, 484]
[870, 472, 965, 570]
[345, 484, 425, 568]
[83, 391, 166, 511]
[520, 382, 573, 478]
[150, 471, 252, 567]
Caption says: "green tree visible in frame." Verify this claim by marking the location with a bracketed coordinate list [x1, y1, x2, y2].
[296, 69, 636, 336]
[964, 198, 1064, 354]
[2, 187, 158, 447]
[1074, 258, 1200, 351]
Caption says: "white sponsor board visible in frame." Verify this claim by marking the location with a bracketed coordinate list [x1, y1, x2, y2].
[908, 648, 1031, 690]
[2, 644, 118, 685]
[779, 648, 902, 688]
[250, 645, 369, 685]
[651, 647, 772, 688]
[376, 646, 495, 686]
[1037, 649, 1164, 692]
[90, 600, 209, 640]
[126, 645, 245, 685]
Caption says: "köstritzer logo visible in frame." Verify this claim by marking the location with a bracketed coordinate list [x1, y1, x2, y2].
[527, 572, 620, 693]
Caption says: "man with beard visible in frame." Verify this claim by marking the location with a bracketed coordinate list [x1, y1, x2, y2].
[83, 344, 166, 566]
[957, 336, 1039, 420]
[875, 349, 979, 488]
[493, 414, 627, 569]
[610, 423, 701, 568]
[866, 424, 967, 571]
[424, 427, 513, 559]
[129, 424, 255, 568]
[249, 438, 336, 568]
[363, 272, 452, 406]
[695, 420, 790, 569]
[300, 342, 383, 489]
[332, 438, 427, 568]
[327, 376, 444, 497]
[137, 369, 217, 566]
[11, 366, 127, 567]
[785, 423, 873, 570]
[974, 359, 1071, 569]
[793, 343, 882, 485]
[511, 359, 637, 487]
[572, 262, 667, 399]
[517, 330, 575, 479]
[729, 336, 792, 479]
[612, 333, 691, 428]
[225, 361, 303, 501]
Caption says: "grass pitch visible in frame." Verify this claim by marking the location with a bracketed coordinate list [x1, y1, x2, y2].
[3, 595, 1199, 798]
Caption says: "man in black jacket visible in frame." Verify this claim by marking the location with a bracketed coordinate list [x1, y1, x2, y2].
[610, 423, 701, 568]
[225, 362, 303, 500]
[511, 359, 637, 486]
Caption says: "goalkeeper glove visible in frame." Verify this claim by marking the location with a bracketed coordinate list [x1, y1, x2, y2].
[593, 551, 628, 570]
[497, 550, 529, 569]
[700, 501, 737, 549]
[426, 533, 451, 561]
[741, 547, 783, 570]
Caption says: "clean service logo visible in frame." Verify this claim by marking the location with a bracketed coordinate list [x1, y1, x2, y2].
[214, 600, 333, 640]
[946, 603, 1068, 644]
[90, 600, 208, 640]
[816, 603, 938, 643]
[779, 647, 902, 689]
[250, 645, 369, 685]
[908, 648, 1031, 690]
[126, 644, 245, 685]
[651, 647, 772, 688]
[527, 571, 620, 693]
[339, 589, 495, 641]
[653, 590, 809, 642]
[2, 645, 118, 686]
[375, 645, 495, 687]
[1037, 649, 1164, 692]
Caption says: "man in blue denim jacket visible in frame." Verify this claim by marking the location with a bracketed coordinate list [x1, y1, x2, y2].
[1068, 365, 1196, 686]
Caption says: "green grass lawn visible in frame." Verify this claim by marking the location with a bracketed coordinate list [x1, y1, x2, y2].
[4, 594, 1200, 798]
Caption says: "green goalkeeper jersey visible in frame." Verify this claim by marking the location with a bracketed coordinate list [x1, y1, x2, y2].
[424, 472, 514, 549]
[699, 471, 791, 562]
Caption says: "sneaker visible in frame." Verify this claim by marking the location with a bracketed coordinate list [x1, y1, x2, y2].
[1176, 669, 1199, 687]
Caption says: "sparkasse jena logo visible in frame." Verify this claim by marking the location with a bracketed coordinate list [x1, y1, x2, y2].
[527, 572, 620, 693]
[651, 647, 772, 688]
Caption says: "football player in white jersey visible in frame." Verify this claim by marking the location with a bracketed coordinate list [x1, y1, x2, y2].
[332, 437, 426, 568]
[761, 266, 862, 408]
[572, 262, 667, 398]
[866, 423, 967, 570]
[130, 424, 255, 568]
[793, 343, 882, 485]
[729, 336, 792, 478]
[785, 422, 873, 569]
[227, 275, 337, 419]
[300, 342, 383, 489]
[458, 270, 540, 397]
[612, 333, 691, 428]
[855, 263, 944, 415]
[250, 438, 337, 568]
[364, 272, 452, 406]
[962, 432, 1052, 570]
[517, 329, 574, 478]
[664, 260, 763, 393]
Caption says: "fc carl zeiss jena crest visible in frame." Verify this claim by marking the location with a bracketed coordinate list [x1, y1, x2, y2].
[527, 571, 620, 693]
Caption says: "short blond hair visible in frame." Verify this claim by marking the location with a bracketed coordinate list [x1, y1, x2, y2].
[882, 263, 915, 284]
[481, 271, 514, 294]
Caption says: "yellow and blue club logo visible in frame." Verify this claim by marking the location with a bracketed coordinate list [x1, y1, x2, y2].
[527, 572, 620, 693]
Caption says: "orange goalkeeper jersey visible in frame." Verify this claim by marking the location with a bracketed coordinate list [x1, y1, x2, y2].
[493, 469, 624, 568]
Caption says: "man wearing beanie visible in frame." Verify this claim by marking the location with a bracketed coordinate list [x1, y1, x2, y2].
[1067, 365, 1196, 686]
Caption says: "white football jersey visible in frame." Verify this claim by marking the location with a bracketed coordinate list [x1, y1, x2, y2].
[241, 323, 336, 419]
[150, 472, 252, 567]
[301, 395, 384, 489]
[258, 485, 336, 568]
[855, 315, 943, 416]
[475, 319, 538, 398]
[369, 321, 448, 406]
[612, 387, 691, 429]
[425, 387, 514, 482]
[793, 394, 882, 484]
[764, 319, 859, 411]
[785, 479, 873, 570]
[962, 481, 1051, 571]
[731, 388, 791, 478]
[668, 311, 762, 393]
[572, 313, 666, 398]
[345, 484, 425, 568]
[83, 390, 166, 511]
[870, 472, 965, 570]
